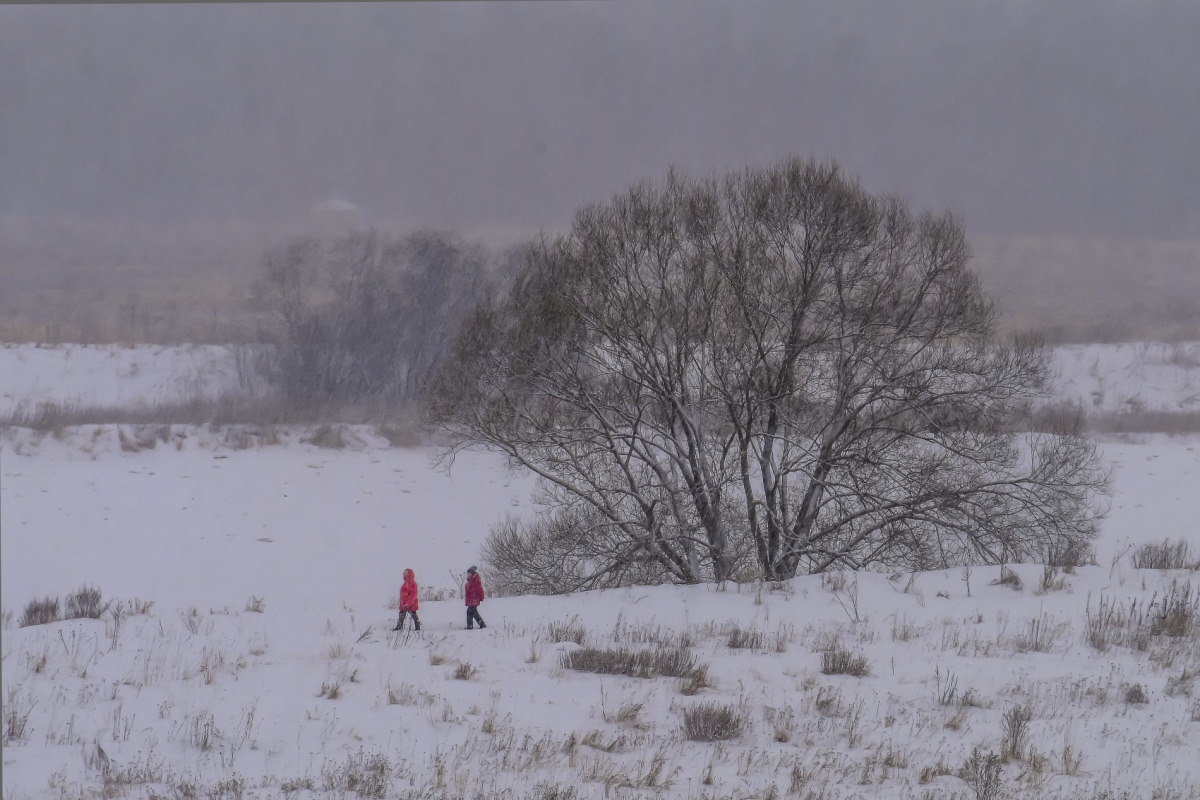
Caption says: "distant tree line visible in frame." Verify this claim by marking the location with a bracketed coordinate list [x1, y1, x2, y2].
[254, 229, 512, 408]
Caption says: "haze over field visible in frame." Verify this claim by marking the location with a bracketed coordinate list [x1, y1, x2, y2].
[4, 0, 1199, 238]
[2, 1, 1199, 345]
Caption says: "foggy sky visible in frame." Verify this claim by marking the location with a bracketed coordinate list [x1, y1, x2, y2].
[2, 0, 1199, 240]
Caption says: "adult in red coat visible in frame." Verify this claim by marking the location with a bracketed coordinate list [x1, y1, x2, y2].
[393, 568, 421, 632]
[465, 566, 487, 630]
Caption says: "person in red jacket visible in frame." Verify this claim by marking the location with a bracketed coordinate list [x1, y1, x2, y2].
[393, 568, 421, 632]
[465, 565, 487, 630]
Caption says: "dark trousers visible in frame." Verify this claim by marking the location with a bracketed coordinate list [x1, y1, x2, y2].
[466, 605, 486, 629]
[395, 609, 421, 631]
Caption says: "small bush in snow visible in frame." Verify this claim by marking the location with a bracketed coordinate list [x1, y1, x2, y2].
[179, 710, 218, 751]
[3, 686, 34, 744]
[526, 783, 578, 800]
[1038, 564, 1069, 593]
[65, 584, 109, 619]
[726, 624, 765, 650]
[601, 698, 645, 728]
[244, 596, 266, 613]
[677, 665, 711, 696]
[1016, 615, 1057, 653]
[122, 598, 155, 616]
[919, 758, 954, 784]
[958, 748, 1003, 800]
[19, 596, 59, 627]
[1124, 683, 1149, 704]
[453, 662, 477, 680]
[280, 777, 315, 794]
[1133, 539, 1199, 570]
[1000, 704, 1032, 761]
[560, 646, 705, 681]
[821, 647, 870, 677]
[180, 607, 204, 635]
[546, 619, 587, 645]
[991, 565, 1022, 590]
[1085, 594, 1152, 652]
[304, 424, 349, 449]
[682, 703, 744, 741]
[1150, 580, 1198, 637]
[321, 750, 393, 799]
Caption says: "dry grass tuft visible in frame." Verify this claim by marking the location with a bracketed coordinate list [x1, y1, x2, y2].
[821, 647, 870, 677]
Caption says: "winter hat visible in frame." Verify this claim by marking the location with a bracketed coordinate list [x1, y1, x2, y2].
[467, 565, 477, 573]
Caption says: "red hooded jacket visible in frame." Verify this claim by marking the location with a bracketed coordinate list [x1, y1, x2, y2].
[465, 572, 485, 606]
[399, 569, 419, 611]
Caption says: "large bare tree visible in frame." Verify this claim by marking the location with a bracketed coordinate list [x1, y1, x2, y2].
[431, 158, 1107, 585]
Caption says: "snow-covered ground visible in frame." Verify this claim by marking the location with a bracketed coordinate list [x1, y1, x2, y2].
[3, 341, 1199, 419]
[1048, 342, 1200, 414]
[2, 344, 1199, 800]
[0, 343, 265, 418]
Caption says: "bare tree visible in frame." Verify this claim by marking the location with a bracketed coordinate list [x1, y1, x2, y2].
[431, 157, 1108, 585]
[483, 509, 674, 596]
[255, 229, 490, 407]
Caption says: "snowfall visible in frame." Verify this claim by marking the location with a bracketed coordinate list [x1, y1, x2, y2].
[1, 342, 1198, 800]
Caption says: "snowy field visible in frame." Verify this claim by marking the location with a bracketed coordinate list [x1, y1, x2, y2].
[3, 341, 1199, 420]
[0, 344, 267, 418]
[2, 344, 1199, 800]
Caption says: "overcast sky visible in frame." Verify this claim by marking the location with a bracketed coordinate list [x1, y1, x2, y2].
[2, 0, 1198, 240]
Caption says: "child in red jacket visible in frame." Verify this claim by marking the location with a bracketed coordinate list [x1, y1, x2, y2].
[394, 568, 421, 632]
[465, 566, 487, 630]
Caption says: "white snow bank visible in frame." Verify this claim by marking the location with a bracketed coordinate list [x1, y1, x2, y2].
[1046, 341, 1200, 413]
[0, 343, 265, 417]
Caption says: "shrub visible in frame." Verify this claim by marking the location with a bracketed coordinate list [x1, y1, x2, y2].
[1133, 540, 1199, 570]
[1016, 615, 1057, 653]
[1124, 683, 1148, 704]
[726, 624, 765, 650]
[682, 703, 744, 741]
[560, 646, 705, 681]
[546, 618, 587, 645]
[821, 647, 870, 677]
[678, 665, 711, 696]
[304, 424, 349, 449]
[3, 686, 34, 744]
[321, 750, 393, 799]
[244, 596, 266, 613]
[991, 565, 1022, 590]
[20, 596, 60, 627]
[453, 662, 477, 680]
[526, 784, 579, 800]
[919, 759, 954, 784]
[1151, 580, 1198, 637]
[483, 511, 673, 596]
[958, 748, 1003, 800]
[1085, 594, 1152, 652]
[1000, 705, 1032, 760]
[65, 585, 109, 620]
